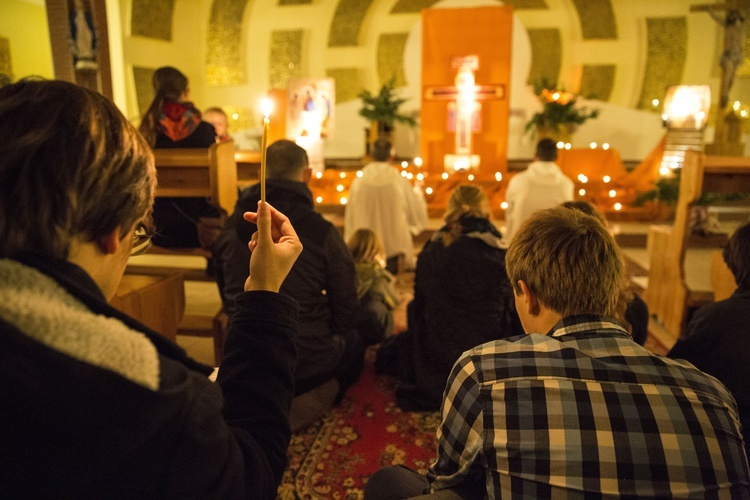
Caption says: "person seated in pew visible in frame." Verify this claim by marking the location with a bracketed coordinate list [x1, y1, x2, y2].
[214, 139, 365, 408]
[375, 185, 522, 412]
[365, 207, 750, 499]
[347, 228, 401, 345]
[0, 79, 303, 498]
[204, 106, 231, 143]
[668, 219, 750, 460]
[139, 66, 225, 250]
[560, 200, 649, 345]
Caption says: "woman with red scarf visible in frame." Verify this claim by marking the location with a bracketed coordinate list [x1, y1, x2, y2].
[139, 67, 222, 249]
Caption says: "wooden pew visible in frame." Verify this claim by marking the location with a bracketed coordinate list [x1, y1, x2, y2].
[234, 150, 261, 189]
[646, 152, 750, 345]
[153, 139, 238, 215]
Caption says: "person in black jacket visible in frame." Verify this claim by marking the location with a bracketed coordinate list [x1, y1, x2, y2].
[0, 79, 302, 499]
[376, 185, 522, 411]
[215, 139, 365, 400]
[139, 66, 222, 249]
[668, 219, 750, 459]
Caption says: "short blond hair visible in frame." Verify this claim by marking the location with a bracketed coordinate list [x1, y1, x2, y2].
[347, 228, 385, 263]
[505, 206, 622, 316]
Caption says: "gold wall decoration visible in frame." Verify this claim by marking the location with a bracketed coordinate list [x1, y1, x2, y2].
[638, 17, 687, 110]
[527, 29, 562, 86]
[580, 64, 616, 102]
[571, 0, 617, 40]
[328, 0, 374, 47]
[222, 105, 254, 131]
[206, 0, 249, 86]
[326, 68, 361, 103]
[131, 0, 175, 41]
[0, 37, 12, 82]
[133, 66, 156, 117]
[391, 0, 547, 13]
[278, 0, 312, 4]
[269, 30, 303, 89]
[377, 33, 408, 88]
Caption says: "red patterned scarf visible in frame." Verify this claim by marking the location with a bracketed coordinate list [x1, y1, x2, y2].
[158, 99, 202, 142]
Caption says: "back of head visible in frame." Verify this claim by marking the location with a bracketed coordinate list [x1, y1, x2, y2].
[444, 185, 490, 224]
[139, 66, 189, 146]
[372, 138, 392, 162]
[506, 206, 622, 316]
[347, 228, 384, 263]
[266, 139, 309, 180]
[0, 79, 156, 260]
[560, 200, 604, 222]
[536, 138, 558, 162]
[724, 220, 750, 287]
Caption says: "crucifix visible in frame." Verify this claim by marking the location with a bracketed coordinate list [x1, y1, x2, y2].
[691, 1, 747, 109]
[424, 55, 504, 171]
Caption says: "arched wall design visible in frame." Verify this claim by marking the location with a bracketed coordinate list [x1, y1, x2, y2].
[571, 0, 616, 40]
[377, 33, 409, 87]
[527, 28, 561, 86]
[328, 0, 375, 47]
[638, 17, 687, 110]
[206, 0, 249, 85]
[269, 30, 303, 89]
[580, 64, 616, 102]
[130, 0, 175, 40]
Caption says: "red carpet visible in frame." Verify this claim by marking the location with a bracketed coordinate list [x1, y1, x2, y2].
[277, 347, 440, 499]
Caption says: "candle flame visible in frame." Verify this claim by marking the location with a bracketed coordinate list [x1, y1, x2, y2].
[260, 98, 273, 118]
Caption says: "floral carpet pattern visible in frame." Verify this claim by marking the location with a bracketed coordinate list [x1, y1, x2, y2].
[277, 348, 441, 499]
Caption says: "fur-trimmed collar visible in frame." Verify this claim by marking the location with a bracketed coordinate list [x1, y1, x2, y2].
[0, 259, 160, 390]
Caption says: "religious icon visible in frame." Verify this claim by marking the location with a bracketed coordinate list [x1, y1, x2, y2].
[286, 78, 336, 140]
[68, 0, 98, 71]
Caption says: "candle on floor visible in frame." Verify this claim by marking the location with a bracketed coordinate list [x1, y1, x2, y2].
[260, 98, 273, 203]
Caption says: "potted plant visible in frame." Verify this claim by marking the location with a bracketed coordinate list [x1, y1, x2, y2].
[358, 76, 417, 147]
[525, 79, 599, 142]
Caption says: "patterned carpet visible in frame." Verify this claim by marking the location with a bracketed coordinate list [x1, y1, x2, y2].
[277, 348, 440, 499]
[278, 271, 440, 499]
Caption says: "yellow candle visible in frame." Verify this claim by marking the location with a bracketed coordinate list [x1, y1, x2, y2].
[260, 98, 273, 203]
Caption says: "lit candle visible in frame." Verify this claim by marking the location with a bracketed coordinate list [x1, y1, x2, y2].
[259, 98, 273, 203]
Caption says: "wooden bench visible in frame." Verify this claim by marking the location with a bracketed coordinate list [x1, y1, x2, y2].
[153, 139, 238, 215]
[645, 151, 750, 346]
[111, 271, 185, 341]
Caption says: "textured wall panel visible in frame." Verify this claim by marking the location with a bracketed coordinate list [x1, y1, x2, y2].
[131, 0, 175, 40]
[133, 66, 156, 116]
[328, 0, 373, 47]
[326, 68, 361, 103]
[580, 64, 615, 101]
[638, 17, 687, 110]
[377, 33, 408, 87]
[527, 28, 562, 86]
[391, 0, 547, 13]
[269, 30, 303, 89]
[0, 37, 11, 80]
[571, 0, 617, 40]
[206, 0, 248, 86]
[278, 0, 312, 4]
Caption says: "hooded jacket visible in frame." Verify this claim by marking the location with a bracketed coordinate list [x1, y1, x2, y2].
[504, 160, 574, 241]
[0, 255, 298, 499]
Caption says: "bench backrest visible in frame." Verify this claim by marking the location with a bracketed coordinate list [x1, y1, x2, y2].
[153, 140, 238, 214]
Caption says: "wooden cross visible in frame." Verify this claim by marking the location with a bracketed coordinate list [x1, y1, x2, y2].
[424, 55, 504, 170]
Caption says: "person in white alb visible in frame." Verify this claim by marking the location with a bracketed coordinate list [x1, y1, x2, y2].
[504, 138, 574, 242]
[345, 139, 428, 272]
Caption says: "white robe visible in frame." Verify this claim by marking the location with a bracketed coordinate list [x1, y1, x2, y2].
[345, 162, 428, 268]
[504, 160, 574, 242]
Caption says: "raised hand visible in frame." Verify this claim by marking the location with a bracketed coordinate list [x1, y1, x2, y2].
[242, 201, 303, 293]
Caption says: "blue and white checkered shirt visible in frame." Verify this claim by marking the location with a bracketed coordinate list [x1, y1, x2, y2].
[428, 315, 750, 498]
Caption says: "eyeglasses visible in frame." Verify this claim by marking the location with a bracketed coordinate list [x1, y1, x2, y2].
[130, 222, 153, 256]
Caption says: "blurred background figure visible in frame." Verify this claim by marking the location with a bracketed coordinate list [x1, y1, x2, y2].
[204, 106, 231, 142]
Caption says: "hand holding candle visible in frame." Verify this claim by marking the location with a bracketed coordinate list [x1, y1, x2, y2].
[260, 98, 273, 203]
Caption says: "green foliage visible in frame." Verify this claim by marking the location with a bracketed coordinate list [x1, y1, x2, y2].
[358, 76, 417, 128]
[633, 168, 750, 206]
[525, 78, 600, 137]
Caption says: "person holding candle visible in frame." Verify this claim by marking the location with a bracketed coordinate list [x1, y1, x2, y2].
[215, 139, 365, 423]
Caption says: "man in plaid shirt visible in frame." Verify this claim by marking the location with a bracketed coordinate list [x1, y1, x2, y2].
[365, 207, 749, 499]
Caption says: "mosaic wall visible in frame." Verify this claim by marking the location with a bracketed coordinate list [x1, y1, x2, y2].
[326, 67, 361, 103]
[328, 0, 374, 47]
[390, 0, 547, 13]
[269, 30, 303, 89]
[278, 0, 312, 5]
[133, 65, 156, 116]
[0, 37, 11, 81]
[377, 33, 408, 88]
[638, 17, 687, 110]
[206, 0, 248, 86]
[580, 64, 616, 102]
[571, 0, 616, 40]
[527, 29, 562, 86]
[131, 0, 174, 40]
